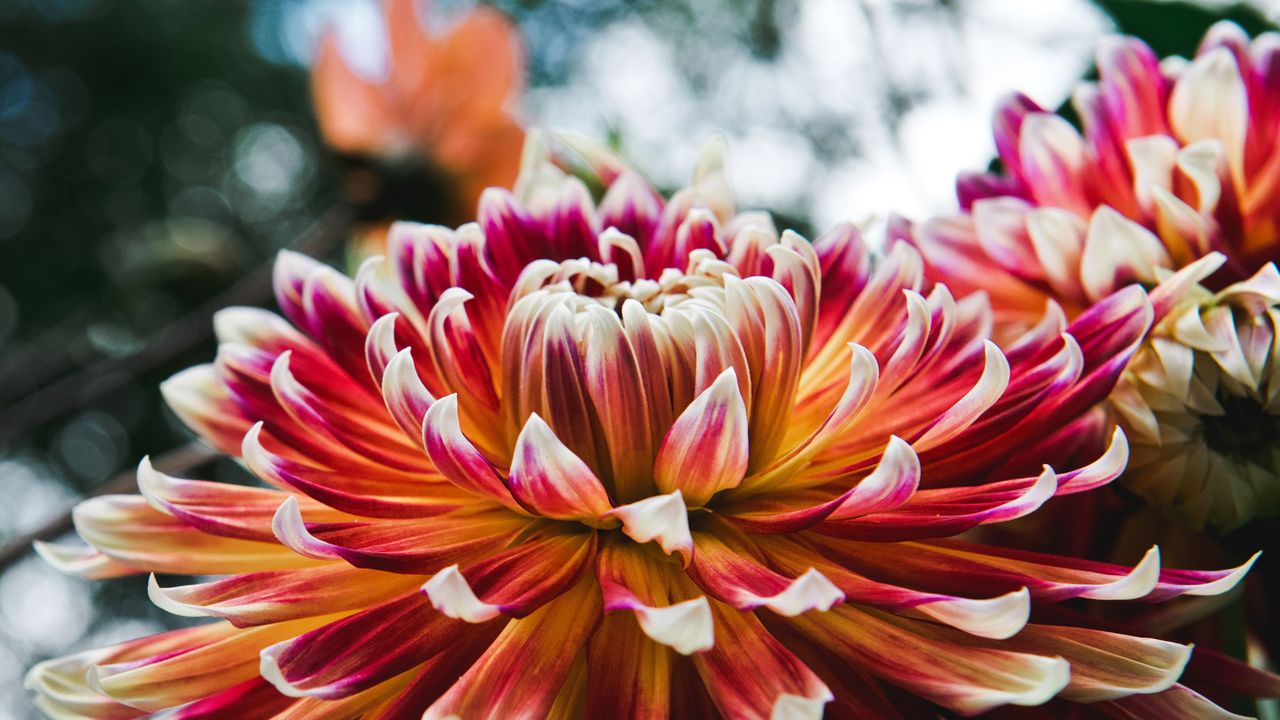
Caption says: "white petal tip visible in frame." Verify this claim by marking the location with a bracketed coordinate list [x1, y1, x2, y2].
[754, 569, 845, 617]
[1187, 551, 1261, 596]
[146, 575, 206, 618]
[919, 587, 1031, 640]
[422, 565, 502, 623]
[634, 596, 714, 655]
[606, 490, 694, 563]
[1081, 546, 1161, 601]
[259, 643, 312, 699]
[771, 692, 833, 720]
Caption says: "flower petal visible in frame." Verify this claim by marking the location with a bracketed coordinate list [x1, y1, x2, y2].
[692, 599, 832, 720]
[260, 592, 490, 699]
[603, 490, 693, 562]
[423, 576, 602, 720]
[422, 527, 594, 622]
[508, 413, 615, 524]
[789, 606, 1069, 716]
[92, 617, 328, 711]
[596, 538, 713, 655]
[147, 564, 421, 628]
[421, 394, 524, 512]
[653, 368, 749, 507]
[685, 524, 844, 618]
[271, 496, 524, 574]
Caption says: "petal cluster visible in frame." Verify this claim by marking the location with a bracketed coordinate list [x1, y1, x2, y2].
[904, 22, 1280, 324]
[1114, 265, 1280, 530]
[902, 21, 1280, 530]
[27, 142, 1261, 718]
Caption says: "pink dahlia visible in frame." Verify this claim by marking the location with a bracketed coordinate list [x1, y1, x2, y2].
[27, 141, 1259, 718]
[903, 22, 1280, 531]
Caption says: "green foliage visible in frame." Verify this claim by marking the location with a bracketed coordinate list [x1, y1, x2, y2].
[1093, 0, 1277, 57]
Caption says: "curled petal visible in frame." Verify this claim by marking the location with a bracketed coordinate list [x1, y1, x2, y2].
[693, 599, 832, 720]
[270, 496, 522, 574]
[422, 395, 524, 512]
[603, 490, 693, 563]
[827, 436, 922, 520]
[836, 540, 1250, 604]
[630, 598, 715, 657]
[71, 494, 320, 576]
[92, 617, 326, 711]
[1054, 426, 1129, 494]
[915, 341, 1009, 449]
[260, 592, 476, 699]
[724, 436, 919, 534]
[423, 577, 602, 720]
[147, 565, 420, 628]
[597, 539, 714, 654]
[790, 606, 1069, 716]
[32, 542, 138, 580]
[750, 343, 879, 490]
[819, 467, 1056, 541]
[1002, 625, 1190, 702]
[379, 348, 436, 446]
[687, 528, 844, 616]
[759, 535, 1030, 640]
[160, 364, 249, 456]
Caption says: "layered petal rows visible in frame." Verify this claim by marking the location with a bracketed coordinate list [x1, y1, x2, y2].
[902, 22, 1280, 530]
[28, 141, 1263, 718]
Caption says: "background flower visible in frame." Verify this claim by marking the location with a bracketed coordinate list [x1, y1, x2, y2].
[312, 0, 526, 243]
[900, 21, 1280, 532]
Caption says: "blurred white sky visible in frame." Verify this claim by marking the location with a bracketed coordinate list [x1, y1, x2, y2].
[306, 0, 1114, 232]
[301, 0, 1280, 233]
[532, 0, 1110, 230]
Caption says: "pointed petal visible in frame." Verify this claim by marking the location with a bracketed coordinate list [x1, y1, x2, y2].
[653, 368, 749, 507]
[790, 606, 1069, 716]
[260, 592, 479, 699]
[596, 538, 713, 655]
[147, 564, 420, 628]
[508, 414, 615, 523]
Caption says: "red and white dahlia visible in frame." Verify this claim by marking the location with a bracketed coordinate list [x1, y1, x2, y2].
[902, 22, 1280, 531]
[28, 142, 1258, 718]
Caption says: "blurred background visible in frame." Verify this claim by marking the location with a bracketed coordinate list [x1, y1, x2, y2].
[0, 0, 1278, 716]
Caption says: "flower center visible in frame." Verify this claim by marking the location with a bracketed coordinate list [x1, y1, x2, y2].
[1200, 393, 1280, 471]
[513, 250, 738, 317]
[494, 242, 808, 506]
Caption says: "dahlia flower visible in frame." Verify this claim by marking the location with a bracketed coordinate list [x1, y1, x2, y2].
[312, 0, 524, 218]
[28, 141, 1259, 718]
[902, 22, 1280, 531]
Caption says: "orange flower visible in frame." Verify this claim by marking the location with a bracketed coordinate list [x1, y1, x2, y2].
[312, 0, 524, 219]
